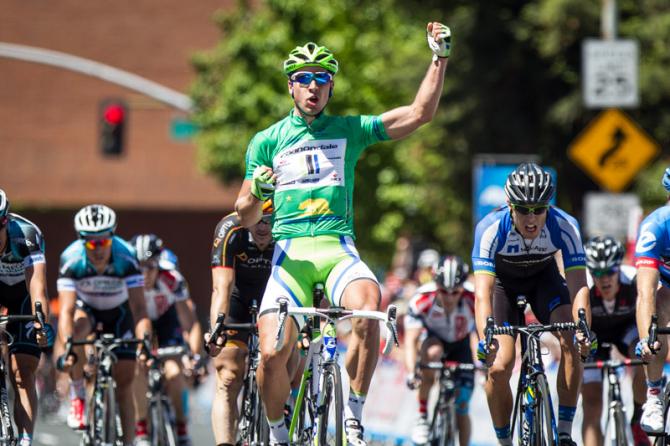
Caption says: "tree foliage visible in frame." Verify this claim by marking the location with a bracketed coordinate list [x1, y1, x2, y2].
[191, 0, 670, 268]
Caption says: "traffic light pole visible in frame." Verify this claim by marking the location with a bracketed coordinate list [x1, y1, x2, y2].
[0, 42, 192, 112]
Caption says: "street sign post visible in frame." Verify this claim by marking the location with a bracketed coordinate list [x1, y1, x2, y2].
[583, 39, 639, 108]
[567, 109, 660, 192]
[583, 192, 639, 239]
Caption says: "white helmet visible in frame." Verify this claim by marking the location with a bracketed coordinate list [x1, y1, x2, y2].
[74, 204, 117, 236]
[0, 189, 9, 219]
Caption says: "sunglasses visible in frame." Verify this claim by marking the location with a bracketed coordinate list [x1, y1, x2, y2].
[84, 238, 112, 250]
[512, 204, 549, 216]
[290, 71, 333, 86]
[592, 267, 618, 278]
[259, 215, 272, 225]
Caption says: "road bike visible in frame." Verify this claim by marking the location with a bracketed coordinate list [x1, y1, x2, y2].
[484, 298, 591, 446]
[0, 302, 47, 446]
[272, 285, 399, 445]
[62, 333, 147, 446]
[207, 300, 268, 445]
[584, 350, 645, 446]
[417, 360, 483, 446]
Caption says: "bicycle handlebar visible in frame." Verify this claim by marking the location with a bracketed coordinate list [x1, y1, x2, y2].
[272, 298, 399, 355]
[583, 358, 646, 370]
[418, 361, 486, 372]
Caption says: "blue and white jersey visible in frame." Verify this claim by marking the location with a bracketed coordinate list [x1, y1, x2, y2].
[634, 206, 670, 286]
[471, 206, 586, 278]
[57, 236, 144, 310]
[0, 214, 45, 301]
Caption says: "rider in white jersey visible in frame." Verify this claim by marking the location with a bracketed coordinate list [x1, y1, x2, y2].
[404, 255, 476, 446]
[130, 234, 202, 446]
[56, 205, 151, 446]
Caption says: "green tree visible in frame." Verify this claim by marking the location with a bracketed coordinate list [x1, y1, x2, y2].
[191, 0, 670, 268]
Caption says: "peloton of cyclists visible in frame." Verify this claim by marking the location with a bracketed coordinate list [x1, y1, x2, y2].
[235, 21, 451, 446]
[473, 163, 594, 446]
[130, 233, 203, 446]
[581, 235, 650, 446]
[56, 204, 151, 446]
[404, 255, 476, 446]
[205, 201, 275, 446]
[0, 189, 52, 446]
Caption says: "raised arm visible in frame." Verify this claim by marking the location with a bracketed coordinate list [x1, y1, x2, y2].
[381, 22, 449, 140]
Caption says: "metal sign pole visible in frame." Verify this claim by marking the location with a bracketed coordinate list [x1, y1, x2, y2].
[601, 0, 618, 40]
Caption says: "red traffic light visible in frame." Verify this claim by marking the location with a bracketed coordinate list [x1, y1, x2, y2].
[103, 104, 125, 125]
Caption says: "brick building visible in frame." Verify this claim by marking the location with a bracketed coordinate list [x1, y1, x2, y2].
[0, 1, 237, 311]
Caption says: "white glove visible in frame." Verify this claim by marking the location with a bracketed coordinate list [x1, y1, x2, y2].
[427, 23, 451, 60]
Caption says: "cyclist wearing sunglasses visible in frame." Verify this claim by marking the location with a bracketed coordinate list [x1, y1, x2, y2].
[205, 200, 275, 446]
[0, 189, 52, 446]
[580, 236, 649, 446]
[130, 234, 202, 446]
[632, 167, 670, 435]
[56, 204, 151, 446]
[472, 162, 593, 446]
[404, 255, 476, 446]
[235, 21, 450, 446]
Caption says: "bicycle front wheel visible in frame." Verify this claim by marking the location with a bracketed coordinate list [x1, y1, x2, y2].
[608, 403, 628, 446]
[317, 363, 343, 446]
[532, 374, 557, 446]
[102, 380, 119, 445]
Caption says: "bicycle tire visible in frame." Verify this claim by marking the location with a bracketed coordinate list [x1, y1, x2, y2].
[317, 363, 343, 446]
[0, 374, 14, 446]
[532, 374, 557, 446]
[444, 400, 458, 446]
[102, 379, 118, 445]
[149, 399, 167, 446]
[252, 385, 269, 445]
[161, 399, 178, 446]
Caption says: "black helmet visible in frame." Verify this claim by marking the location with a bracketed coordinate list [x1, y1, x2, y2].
[131, 234, 164, 262]
[433, 255, 469, 291]
[504, 162, 555, 205]
[584, 236, 624, 272]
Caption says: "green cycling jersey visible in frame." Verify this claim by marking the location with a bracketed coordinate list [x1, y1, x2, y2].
[244, 110, 389, 240]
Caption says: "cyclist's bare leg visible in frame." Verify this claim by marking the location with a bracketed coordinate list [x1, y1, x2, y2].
[114, 359, 137, 444]
[212, 343, 247, 444]
[164, 358, 187, 423]
[341, 279, 380, 397]
[258, 312, 298, 421]
[417, 339, 442, 402]
[9, 353, 39, 436]
[69, 311, 93, 382]
[550, 304, 581, 407]
[581, 382, 603, 446]
[132, 364, 148, 426]
[642, 287, 670, 383]
[484, 334, 515, 428]
[456, 413, 471, 446]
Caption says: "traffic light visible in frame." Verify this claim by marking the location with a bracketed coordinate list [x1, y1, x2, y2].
[99, 99, 127, 156]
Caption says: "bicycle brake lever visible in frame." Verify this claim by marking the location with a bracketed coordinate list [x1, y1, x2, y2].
[649, 314, 659, 354]
[274, 298, 289, 351]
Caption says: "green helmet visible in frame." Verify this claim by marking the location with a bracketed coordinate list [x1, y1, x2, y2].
[283, 42, 339, 75]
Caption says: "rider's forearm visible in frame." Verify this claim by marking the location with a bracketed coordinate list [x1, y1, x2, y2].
[209, 279, 233, 327]
[404, 329, 420, 372]
[26, 264, 49, 318]
[571, 285, 590, 324]
[235, 180, 264, 228]
[188, 320, 204, 356]
[410, 57, 448, 125]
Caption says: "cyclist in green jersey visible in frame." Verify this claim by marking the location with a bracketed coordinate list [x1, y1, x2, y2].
[235, 22, 451, 446]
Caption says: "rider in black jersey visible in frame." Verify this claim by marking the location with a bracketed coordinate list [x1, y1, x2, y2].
[580, 236, 649, 446]
[205, 201, 274, 446]
[0, 189, 51, 446]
